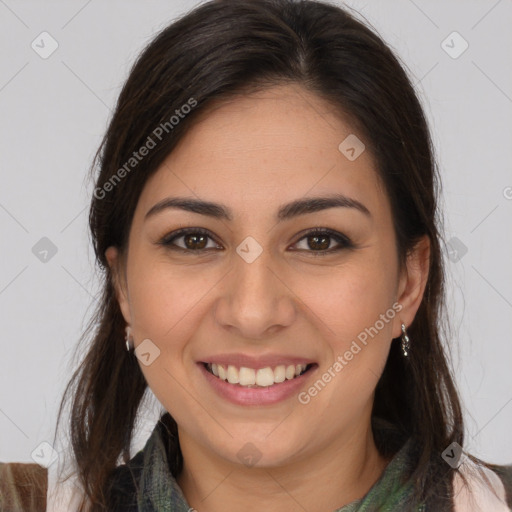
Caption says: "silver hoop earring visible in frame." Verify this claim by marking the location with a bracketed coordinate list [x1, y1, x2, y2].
[401, 323, 410, 357]
[125, 325, 133, 352]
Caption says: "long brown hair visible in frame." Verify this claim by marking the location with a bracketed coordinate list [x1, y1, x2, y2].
[56, 0, 467, 509]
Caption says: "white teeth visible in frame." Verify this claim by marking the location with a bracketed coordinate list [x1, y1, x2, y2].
[226, 365, 239, 384]
[274, 365, 286, 383]
[256, 367, 275, 387]
[206, 363, 309, 387]
[239, 367, 256, 385]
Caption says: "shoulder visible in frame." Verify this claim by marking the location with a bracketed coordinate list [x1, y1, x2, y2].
[453, 459, 512, 511]
[0, 454, 144, 512]
[0, 462, 48, 512]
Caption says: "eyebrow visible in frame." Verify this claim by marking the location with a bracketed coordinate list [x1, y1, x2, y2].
[145, 193, 371, 222]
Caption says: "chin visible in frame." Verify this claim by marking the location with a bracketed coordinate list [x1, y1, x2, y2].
[218, 433, 307, 469]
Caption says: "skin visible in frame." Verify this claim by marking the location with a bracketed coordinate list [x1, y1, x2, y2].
[106, 84, 430, 512]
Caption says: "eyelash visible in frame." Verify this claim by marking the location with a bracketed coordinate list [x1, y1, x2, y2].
[158, 227, 354, 256]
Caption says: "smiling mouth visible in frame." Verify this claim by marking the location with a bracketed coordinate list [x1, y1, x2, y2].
[203, 362, 316, 388]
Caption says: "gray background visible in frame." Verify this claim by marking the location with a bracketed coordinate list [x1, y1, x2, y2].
[1, 0, 511, 464]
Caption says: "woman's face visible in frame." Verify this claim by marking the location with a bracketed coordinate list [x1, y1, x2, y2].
[107, 84, 428, 469]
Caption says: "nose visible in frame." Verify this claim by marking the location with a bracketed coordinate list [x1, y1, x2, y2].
[213, 246, 296, 340]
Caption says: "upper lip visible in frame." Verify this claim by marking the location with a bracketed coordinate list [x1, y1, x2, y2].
[199, 353, 316, 369]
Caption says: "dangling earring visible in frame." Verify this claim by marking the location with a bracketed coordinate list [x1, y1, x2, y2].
[125, 325, 133, 352]
[401, 323, 410, 357]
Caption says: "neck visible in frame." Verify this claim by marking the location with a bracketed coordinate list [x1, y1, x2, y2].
[176, 423, 389, 512]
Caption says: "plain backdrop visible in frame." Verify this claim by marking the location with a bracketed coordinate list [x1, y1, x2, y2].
[1, 0, 511, 465]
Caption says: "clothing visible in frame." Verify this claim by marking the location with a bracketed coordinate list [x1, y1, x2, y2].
[1, 419, 512, 511]
[107, 420, 512, 511]
[0, 462, 46, 511]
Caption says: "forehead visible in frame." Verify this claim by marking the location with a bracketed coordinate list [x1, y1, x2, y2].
[136, 84, 388, 223]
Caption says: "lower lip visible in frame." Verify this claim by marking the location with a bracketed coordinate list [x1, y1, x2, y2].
[198, 363, 318, 406]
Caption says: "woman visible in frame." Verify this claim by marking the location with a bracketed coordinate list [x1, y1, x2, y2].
[1, 0, 511, 510]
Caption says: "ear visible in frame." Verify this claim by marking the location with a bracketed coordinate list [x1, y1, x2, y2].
[392, 235, 430, 338]
[105, 246, 131, 325]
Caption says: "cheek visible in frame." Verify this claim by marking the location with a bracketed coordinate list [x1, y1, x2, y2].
[126, 254, 212, 346]
[298, 257, 398, 342]
[293, 298, 394, 438]
[125, 256, 209, 420]
[291, 254, 398, 406]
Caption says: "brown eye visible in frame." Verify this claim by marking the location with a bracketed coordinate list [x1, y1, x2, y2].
[306, 233, 330, 251]
[158, 227, 353, 256]
[183, 233, 208, 250]
[292, 229, 353, 255]
[159, 228, 222, 253]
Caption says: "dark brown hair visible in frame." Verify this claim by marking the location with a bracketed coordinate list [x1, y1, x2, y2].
[56, 0, 469, 509]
